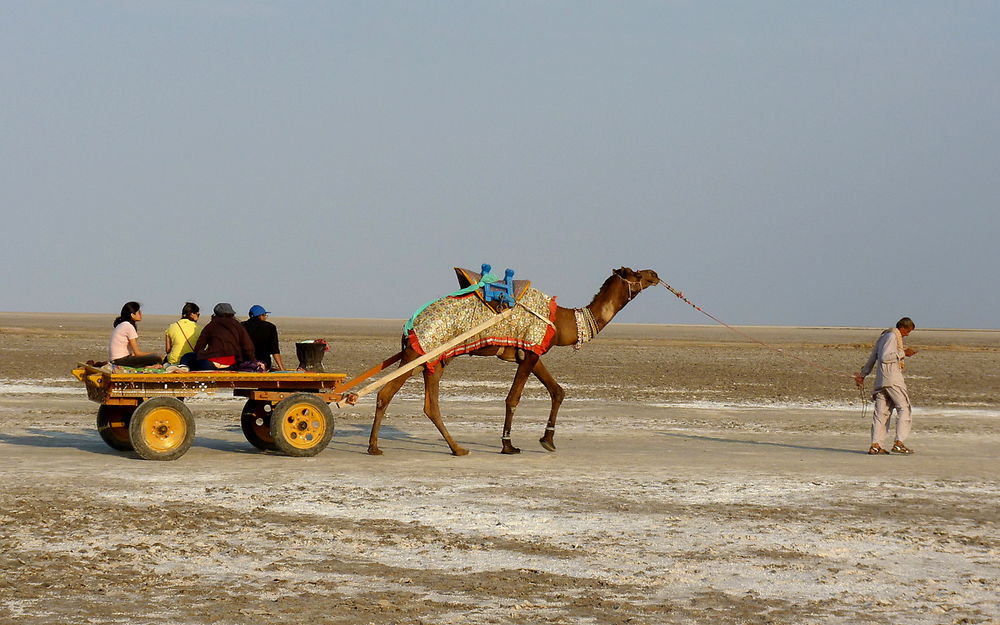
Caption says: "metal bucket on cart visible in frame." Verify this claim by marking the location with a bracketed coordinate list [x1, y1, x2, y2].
[295, 340, 327, 372]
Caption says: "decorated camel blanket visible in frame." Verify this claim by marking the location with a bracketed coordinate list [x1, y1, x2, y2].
[406, 287, 557, 371]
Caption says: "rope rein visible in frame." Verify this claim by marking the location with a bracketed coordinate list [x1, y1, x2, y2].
[657, 280, 872, 416]
[657, 280, 855, 378]
[582, 275, 871, 416]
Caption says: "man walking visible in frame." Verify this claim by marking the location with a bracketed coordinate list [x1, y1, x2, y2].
[854, 317, 918, 455]
[243, 305, 285, 371]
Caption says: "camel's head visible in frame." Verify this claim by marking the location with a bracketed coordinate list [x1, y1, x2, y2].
[613, 267, 660, 292]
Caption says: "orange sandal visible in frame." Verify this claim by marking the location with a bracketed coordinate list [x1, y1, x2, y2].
[891, 442, 914, 454]
[868, 443, 890, 455]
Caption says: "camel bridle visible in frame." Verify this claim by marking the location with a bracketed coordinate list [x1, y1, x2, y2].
[615, 273, 648, 302]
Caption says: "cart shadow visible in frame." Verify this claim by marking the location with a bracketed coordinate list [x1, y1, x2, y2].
[0, 426, 527, 458]
[0, 428, 262, 458]
[0, 428, 127, 456]
[329, 423, 507, 456]
[656, 431, 866, 454]
[194, 424, 471, 456]
[194, 435, 261, 454]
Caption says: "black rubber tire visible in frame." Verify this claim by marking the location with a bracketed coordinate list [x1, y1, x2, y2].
[128, 397, 196, 461]
[269, 393, 334, 457]
[96, 404, 135, 452]
[241, 399, 278, 452]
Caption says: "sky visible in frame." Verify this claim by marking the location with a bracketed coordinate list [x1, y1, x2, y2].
[2, 1, 998, 329]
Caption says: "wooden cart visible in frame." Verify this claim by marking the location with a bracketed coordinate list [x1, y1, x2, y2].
[72, 364, 353, 460]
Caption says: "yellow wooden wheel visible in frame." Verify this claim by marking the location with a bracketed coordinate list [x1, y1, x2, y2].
[269, 394, 334, 457]
[128, 397, 195, 461]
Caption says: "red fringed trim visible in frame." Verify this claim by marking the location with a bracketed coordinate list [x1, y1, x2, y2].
[538, 296, 558, 353]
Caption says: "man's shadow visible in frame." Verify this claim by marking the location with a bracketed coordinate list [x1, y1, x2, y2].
[657, 431, 865, 454]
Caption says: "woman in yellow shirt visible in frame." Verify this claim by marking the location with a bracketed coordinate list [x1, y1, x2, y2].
[164, 302, 203, 365]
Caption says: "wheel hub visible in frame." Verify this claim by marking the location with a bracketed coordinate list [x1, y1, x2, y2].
[281, 405, 324, 446]
[143, 408, 186, 451]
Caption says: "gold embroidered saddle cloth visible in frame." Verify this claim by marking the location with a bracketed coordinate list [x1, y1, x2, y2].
[406, 273, 557, 371]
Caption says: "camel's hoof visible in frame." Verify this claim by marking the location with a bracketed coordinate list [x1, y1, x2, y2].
[539, 438, 556, 452]
[367, 446, 383, 456]
[500, 446, 521, 455]
[452, 447, 470, 456]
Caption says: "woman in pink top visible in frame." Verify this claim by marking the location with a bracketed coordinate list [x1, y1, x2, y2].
[108, 301, 162, 367]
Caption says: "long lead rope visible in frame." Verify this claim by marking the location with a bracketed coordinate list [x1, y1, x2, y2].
[657, 280, 871, 416]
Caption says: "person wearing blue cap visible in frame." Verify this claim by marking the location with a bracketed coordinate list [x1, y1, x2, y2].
[243, 304, 285, 371]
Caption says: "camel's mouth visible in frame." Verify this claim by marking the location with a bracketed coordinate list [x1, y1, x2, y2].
[638, 269, 660, 287]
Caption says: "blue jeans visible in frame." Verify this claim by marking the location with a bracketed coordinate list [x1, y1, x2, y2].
[186, 354, 231, 371]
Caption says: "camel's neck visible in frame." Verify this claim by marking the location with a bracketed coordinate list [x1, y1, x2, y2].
[552, 275, 637, 346]
[586, 275, 635, 332]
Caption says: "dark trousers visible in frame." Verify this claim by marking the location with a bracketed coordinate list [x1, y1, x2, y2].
[112, 354, 162, 368]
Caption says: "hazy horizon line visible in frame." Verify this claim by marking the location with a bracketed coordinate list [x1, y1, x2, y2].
[1, 310, 996, 332]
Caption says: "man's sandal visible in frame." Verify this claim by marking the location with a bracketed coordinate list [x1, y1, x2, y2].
[868, 443, 890, 455]
[891, 442, 914, 454]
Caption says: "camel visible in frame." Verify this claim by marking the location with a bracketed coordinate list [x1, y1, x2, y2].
[367, 267, 661, 456]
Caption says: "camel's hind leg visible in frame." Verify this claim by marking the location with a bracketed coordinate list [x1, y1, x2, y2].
[368, 354, 415, 455]
[501, 351, 539, 454]
[531, 359, 564, 452]
[422, 361, 468, 456]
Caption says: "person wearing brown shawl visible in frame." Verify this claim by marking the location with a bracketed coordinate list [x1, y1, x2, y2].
[189, 303, 256, 371]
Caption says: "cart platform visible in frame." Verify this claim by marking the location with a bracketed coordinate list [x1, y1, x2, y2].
[72, 364, 348, 405]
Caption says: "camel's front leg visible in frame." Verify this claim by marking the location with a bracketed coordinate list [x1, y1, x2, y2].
[531, 359, 564, 452]
[422, 362, 469, 455]
[368, 364, 413, 455]
[502, 352, 539, 454]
